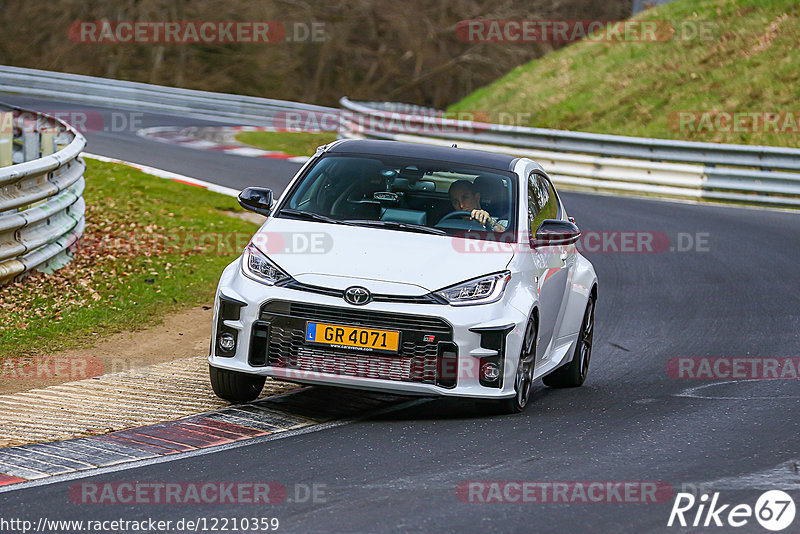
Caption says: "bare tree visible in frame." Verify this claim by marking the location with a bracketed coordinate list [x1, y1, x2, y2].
[0, 0, 632, 107]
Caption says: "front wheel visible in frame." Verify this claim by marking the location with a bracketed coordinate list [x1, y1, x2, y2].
[209, 364, 266, 402]
[542, 296, 595, 388]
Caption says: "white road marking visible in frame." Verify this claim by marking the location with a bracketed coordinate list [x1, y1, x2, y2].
[675, 379, 800, 400]
[82, 153, 241, 197]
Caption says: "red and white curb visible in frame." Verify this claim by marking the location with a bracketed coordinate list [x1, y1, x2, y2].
[0, 388, 405, 489]
[83, 153, 241, 198]
[137, 126, 310, 163]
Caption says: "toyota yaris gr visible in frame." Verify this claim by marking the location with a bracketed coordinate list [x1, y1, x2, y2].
[209, 139, 597, 413]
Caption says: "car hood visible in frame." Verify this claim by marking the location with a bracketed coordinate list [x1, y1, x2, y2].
[253, 217, 514, 294]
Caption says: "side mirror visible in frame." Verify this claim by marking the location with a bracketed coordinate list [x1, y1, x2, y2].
[238, 187, 273, 216]
[532, 219, 581, 247]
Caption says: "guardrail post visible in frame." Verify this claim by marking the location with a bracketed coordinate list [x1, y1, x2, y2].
[41, 131, 56, 156]
[22, 117, 39, 162]
[0, 111, 11, 167]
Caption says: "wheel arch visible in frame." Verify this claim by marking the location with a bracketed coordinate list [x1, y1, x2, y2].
[559, 253, 597, 338]
[528, 304, 542, 362]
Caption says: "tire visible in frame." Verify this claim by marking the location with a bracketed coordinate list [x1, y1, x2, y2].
[209, 364, 266, 402]
[542, 296, 595, 388]
[497, 315, 537, 414]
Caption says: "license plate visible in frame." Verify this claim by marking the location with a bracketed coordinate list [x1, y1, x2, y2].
[305, 322, 400, 353]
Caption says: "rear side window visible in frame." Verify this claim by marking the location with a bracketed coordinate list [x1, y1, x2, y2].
[528, 172, 559, 235]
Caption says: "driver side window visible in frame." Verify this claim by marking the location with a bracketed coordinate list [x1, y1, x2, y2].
[528, 172, 558, 236]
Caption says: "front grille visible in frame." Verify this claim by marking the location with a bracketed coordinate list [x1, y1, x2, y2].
[255, 301, 454, 386]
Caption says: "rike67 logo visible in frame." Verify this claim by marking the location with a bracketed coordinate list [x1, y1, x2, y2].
[668, 490, 796, 531]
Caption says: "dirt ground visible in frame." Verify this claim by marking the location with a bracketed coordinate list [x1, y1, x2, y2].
[0, 305, 213, 395]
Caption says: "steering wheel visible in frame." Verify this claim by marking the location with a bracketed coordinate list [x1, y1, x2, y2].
[436, 211, 489, 230]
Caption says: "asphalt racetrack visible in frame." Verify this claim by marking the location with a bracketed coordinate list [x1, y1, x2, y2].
[1, 94, 798, 533]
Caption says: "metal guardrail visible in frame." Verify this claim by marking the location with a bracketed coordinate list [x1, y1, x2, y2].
[0, 103, 86, 285]
[0, 66, 323, 288]
[340, 97, 800, 208]
[2, 66, 796, 209]
[0, 66, 335, 126]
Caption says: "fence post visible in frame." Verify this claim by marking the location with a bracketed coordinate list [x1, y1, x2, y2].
[40, 116, 58, 156]
[40, 131, 56, 156]
[22, 117, 40, 162]
[0, 111, 12, 167]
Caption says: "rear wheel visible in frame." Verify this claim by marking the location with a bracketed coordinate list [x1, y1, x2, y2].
[209, 364, 266, 402]
[497, 316, 537, 414]
[542, 296, 595, 388]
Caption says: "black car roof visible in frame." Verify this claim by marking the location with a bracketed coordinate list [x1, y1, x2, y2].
[326, 139, 519, 172]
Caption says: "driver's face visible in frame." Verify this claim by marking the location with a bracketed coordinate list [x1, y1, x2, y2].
[450, 187, 480, 211]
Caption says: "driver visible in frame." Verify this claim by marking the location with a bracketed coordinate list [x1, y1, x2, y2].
[448, 180, 507, 231]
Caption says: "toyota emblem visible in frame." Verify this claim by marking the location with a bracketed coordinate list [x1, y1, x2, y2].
[344, 286, 371, 305]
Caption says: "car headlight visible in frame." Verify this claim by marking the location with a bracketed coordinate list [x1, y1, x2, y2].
[241, 243, 290, 285]
[435, 271, 511, 306]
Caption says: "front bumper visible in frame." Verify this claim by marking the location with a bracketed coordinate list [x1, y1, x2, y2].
[208, 260, 530, 399]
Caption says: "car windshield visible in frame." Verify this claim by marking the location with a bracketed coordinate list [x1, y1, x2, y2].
[278, 154, 516, 239]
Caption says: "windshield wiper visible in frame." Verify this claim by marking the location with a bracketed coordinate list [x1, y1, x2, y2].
[279, 208, 356, 226]
[348, 220, 447, 236]
[280, 211, 446, 235]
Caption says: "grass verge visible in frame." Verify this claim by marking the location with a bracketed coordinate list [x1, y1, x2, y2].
[450, 0, 800, 148]
[235, 130, 338, 156]
[0, 159, 257, 358]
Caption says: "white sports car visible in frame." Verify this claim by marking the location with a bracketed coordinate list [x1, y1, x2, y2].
[209, 139, 597, 413]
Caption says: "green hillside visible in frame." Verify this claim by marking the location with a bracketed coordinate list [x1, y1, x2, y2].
[450, 0, 800, 148]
